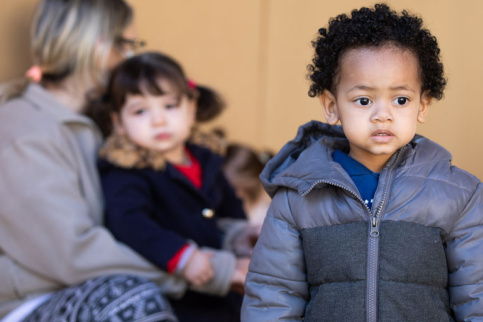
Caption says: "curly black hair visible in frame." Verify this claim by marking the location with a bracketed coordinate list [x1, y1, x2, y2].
[308, 3, 446, 100]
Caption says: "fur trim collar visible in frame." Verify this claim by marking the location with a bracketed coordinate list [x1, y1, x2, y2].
[99, 134, 166, 170]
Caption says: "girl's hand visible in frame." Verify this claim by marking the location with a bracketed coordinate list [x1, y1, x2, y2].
[182, 249, 214, 287]
[230, 258, 250, 294]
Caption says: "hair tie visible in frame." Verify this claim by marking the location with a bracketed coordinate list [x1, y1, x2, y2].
[25, 65, 42, 82]
[188, 79, 196, 90]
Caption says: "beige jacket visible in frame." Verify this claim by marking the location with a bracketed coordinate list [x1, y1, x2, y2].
[0, 84, 235, 318]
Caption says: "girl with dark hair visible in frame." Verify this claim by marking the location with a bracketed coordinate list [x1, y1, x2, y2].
[95, 52, 250, 322]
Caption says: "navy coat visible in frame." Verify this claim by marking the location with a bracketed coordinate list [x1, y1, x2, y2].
[99, 144, 246, 272]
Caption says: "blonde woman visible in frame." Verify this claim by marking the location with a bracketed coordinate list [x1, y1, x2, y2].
[0, 1, 184, 321]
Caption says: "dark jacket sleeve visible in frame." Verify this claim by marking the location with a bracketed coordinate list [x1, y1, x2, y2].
[446, 182, 483, 321]
[241, 189, 309, 321]
[102, 168, 188, 271]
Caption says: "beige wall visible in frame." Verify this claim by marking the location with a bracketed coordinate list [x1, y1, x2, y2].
[0, 0, 37, 81]
[1, 0, 482, 179]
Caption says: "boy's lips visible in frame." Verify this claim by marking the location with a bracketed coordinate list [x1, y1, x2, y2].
[371, 129, 394, 142]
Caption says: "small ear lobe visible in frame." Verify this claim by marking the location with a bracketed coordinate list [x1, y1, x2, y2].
[417, 92, 432, 123]
[319, 90, 339, 125]
[111, 113, 126, 135]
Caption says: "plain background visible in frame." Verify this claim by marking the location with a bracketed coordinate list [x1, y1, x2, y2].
[1, 0, 482, 179]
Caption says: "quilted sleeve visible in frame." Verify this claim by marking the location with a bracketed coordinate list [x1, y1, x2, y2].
[446, 182, 483, 321]
[241, 189, 309, 321]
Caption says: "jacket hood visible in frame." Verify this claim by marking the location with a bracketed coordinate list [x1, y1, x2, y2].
[260, 120, 453, 197]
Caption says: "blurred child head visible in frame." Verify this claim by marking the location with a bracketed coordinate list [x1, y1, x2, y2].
[308, 4, 446, 172]
[97, 52, 225, 163]
[223, 144, 273, 223]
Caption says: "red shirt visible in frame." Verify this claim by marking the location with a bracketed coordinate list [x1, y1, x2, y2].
[173, 149, 202, 189]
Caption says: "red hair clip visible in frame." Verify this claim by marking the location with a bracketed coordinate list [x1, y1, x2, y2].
[188, 79, 196, 90]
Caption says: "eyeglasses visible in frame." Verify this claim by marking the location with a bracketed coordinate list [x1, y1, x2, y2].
[114, 37, 146, 57]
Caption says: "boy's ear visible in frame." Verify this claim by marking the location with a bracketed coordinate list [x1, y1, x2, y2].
[111, 113, 126, 135]
[417, 92, 432, 123]
[319, 89, 339, 125]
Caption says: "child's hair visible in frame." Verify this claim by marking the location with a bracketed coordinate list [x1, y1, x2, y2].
[223, 144, 273, 203]
[308, 3, 446, 100]
[1, 0, 133, 104]
[91, 52, 225, 137]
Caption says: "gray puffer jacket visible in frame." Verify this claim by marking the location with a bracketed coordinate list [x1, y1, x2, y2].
[242, 121, 483, 322]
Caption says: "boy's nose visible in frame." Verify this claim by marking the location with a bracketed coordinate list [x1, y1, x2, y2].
[371, 102, 393, 122]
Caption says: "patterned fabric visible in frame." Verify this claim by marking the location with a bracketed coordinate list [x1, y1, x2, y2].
[23, 275, 178, 322]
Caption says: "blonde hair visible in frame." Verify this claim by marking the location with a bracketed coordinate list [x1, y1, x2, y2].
[1, 0, 132, 103]
[33, 0, 132, 84]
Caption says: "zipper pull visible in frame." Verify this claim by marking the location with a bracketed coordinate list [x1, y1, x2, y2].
[370, 216, 380, 238]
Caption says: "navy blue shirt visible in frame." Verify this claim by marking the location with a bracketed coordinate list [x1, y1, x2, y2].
[332, 149, 380, 209]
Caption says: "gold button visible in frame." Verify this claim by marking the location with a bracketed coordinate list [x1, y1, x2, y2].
[202, 208, 214, 218]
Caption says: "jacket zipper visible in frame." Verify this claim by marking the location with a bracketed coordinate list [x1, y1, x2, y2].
[300, 149, 403, 322]
[366, 149, 402, 322]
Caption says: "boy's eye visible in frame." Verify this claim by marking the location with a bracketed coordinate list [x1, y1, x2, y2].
[393, 97, 409, 106]
[355, 97, 372, 106]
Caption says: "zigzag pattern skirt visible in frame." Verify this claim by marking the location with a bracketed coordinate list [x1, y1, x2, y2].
[23, 275, 178, 322]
